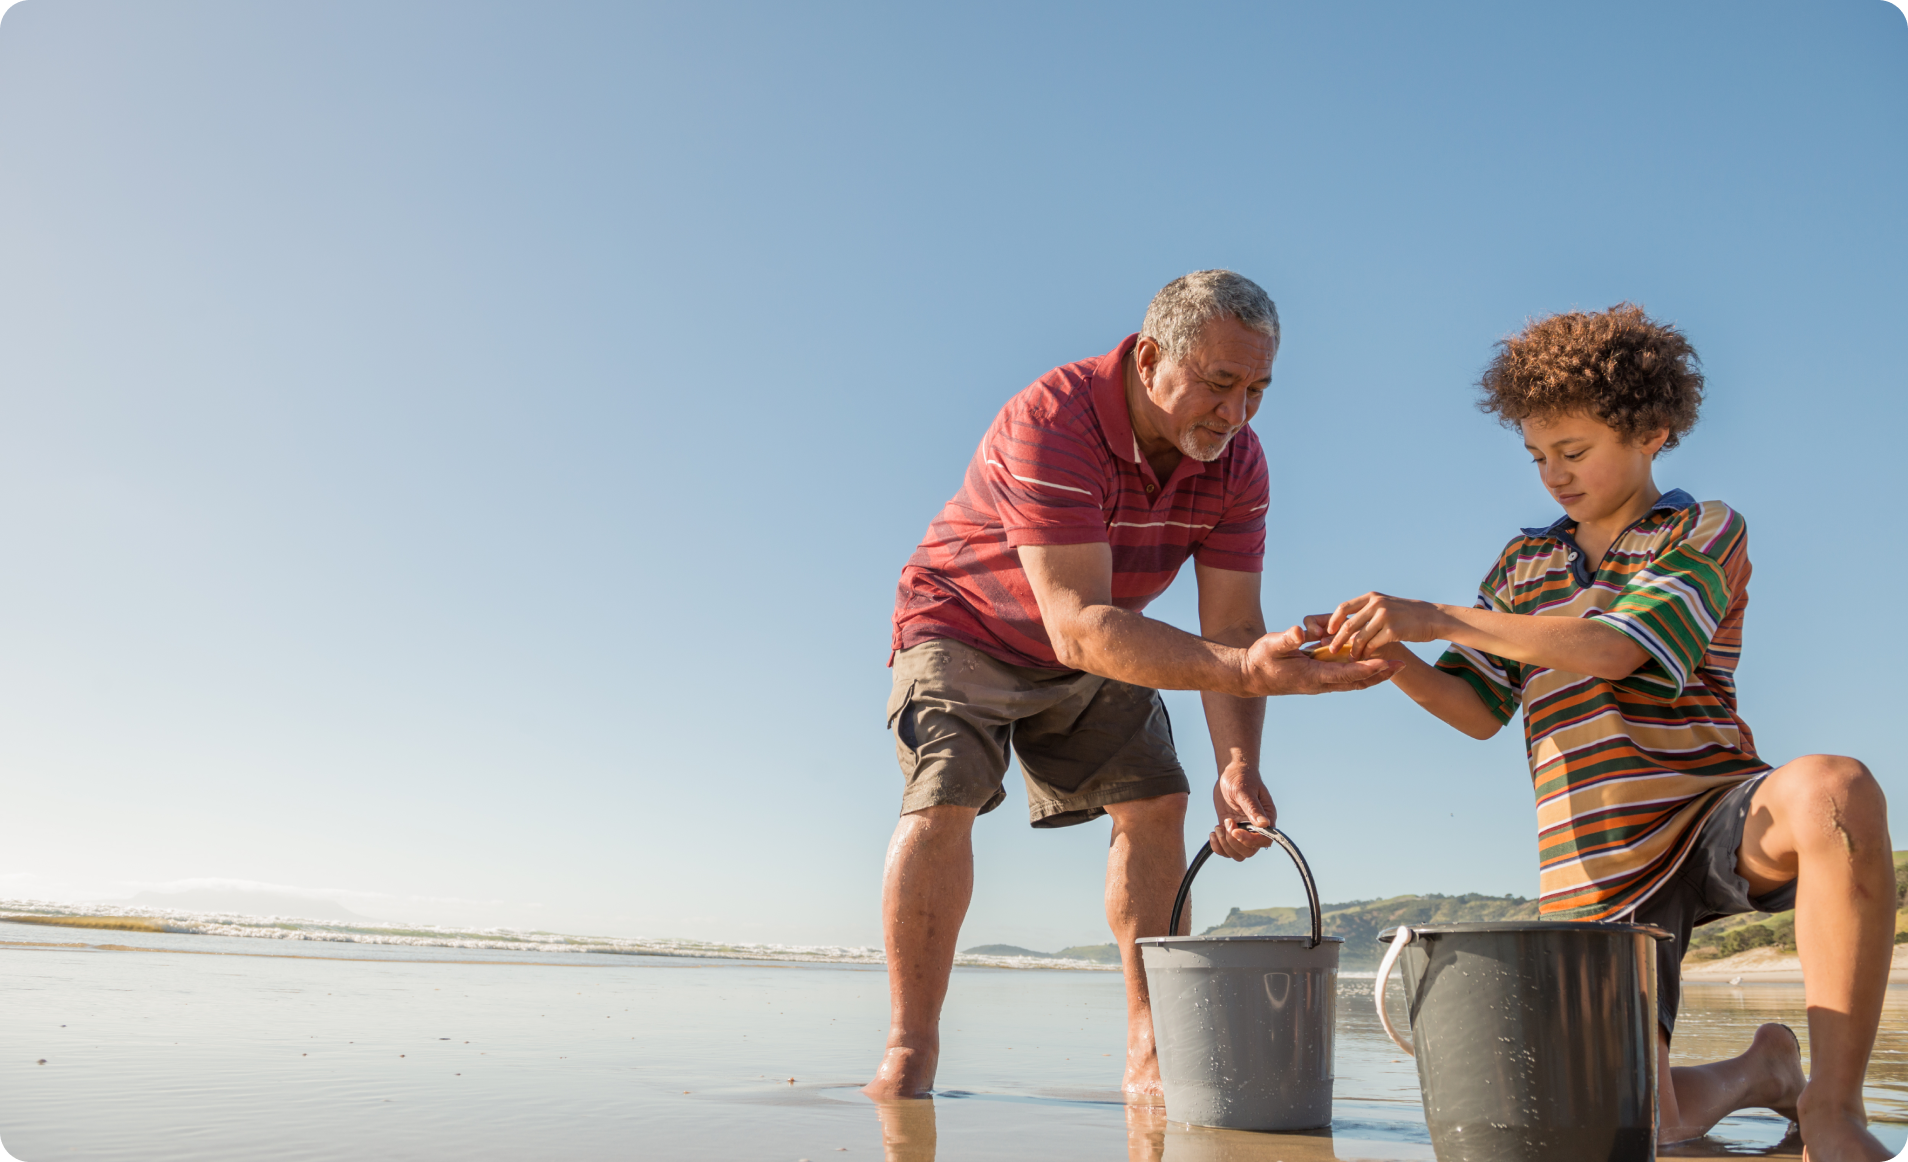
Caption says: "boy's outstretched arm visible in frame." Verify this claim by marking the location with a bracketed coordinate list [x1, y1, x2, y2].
[1322, 592, 1649, 680]
[1375, 644, 1505, 740]
[1300, 614, 1504, 739]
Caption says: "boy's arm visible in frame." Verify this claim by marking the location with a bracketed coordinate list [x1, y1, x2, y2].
[1323, 593, 1649, 680]
[1374, 643, 1506, 739]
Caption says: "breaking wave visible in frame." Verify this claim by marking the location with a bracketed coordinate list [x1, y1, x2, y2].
[0, 899, 1114, 970]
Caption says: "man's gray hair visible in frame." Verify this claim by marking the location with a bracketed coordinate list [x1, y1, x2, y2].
[1139, 270, 1280, 362]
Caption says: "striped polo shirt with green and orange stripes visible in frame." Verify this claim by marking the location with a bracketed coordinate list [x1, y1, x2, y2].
[1436, 490, 1770, 921]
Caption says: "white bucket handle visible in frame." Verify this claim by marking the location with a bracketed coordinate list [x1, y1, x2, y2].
[1374, 925, 1416, 1056]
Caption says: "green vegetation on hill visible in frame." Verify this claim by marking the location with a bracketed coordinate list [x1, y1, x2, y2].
[969, 853, 1908, 968]
[1689, 848, 1908, 959]
[1687, 911, 1793, 960]
[1201, 893, 1540, 965]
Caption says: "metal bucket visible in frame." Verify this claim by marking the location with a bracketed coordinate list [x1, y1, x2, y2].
[1138, 827, 1342, 1131]
[1374, 921, 1674, 1162]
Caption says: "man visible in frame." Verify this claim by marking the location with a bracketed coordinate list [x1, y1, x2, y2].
[866, 271, 1400, 1099]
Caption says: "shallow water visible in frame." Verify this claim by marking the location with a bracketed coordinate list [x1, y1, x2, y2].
[0, 929, 1901, 1161]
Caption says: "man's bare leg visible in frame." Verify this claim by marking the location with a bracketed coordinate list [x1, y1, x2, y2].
[1735, 755, 1894, 1162]
[1104, 792, 1189, 1097]
[865, 805, 978, 1099]
[1658, 1023, 1805, 1143]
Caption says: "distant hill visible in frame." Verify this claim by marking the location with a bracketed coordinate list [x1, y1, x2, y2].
[1689, 848, 1908, 961]
[961, 942, 1122, 963]
[963, 944, 1048, 958]
[1200, 893, 1541, 965]
[968, 854, 1908, 970]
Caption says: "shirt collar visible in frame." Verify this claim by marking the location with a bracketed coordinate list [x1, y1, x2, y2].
[1521, 488, 1694, 539]
[1090, 334, 1143, 464]
[1088, 333, 1210, 491]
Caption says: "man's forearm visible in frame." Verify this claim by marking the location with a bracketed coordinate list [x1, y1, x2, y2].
[1050, 603, 1252, 694]
[1200, 687, 1264, 773]
[1432, 605, 1646, 680]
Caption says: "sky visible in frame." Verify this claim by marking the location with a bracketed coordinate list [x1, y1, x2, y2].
[0, 1, 1902, 954]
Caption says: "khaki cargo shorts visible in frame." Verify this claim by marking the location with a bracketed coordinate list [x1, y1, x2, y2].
[887, 638, 1190, 828]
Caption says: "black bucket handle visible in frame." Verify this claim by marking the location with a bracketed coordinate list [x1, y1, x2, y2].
[1167, 824, 1323, 949]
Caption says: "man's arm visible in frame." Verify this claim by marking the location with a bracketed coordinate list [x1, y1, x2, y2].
[1322, 592, 1648, 681]
[1193, 562, 1277, 861]
[1018, 543, 1399, 699]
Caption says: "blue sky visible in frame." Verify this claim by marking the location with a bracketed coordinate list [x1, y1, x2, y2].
[0, 1, 1901, 952]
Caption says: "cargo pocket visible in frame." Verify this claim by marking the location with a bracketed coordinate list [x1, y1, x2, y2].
[885, 679, 919, 754]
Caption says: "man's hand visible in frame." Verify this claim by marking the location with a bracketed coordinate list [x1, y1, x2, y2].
[1312, 593, 1448, 660]
[1210, 754, 1277, 861]
[1237, 625, 1400, 696]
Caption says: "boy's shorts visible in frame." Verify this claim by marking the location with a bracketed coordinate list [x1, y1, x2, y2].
[1631, 772, 1797, 1039]
[887, 638, 1191, 828]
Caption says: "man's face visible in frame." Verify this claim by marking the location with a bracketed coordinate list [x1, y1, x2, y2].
[1138, 316, 1276, 462]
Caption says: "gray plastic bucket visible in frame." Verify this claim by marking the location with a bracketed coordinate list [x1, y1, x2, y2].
[1137, 827, 1342, 1131]
[1375, 921, 1673, 1162]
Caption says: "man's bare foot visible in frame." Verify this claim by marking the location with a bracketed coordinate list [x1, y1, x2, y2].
[864, 1044, 937, 1099]
[1123, 1043, 1164, 1097]
[1747, 1023, 1807, 1121]
[1797, 1099, 1892, 1162]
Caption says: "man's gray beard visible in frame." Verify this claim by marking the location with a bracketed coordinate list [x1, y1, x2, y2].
[1178, 426, 1238, 462]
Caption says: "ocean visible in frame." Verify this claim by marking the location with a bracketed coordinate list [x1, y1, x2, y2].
[0, 917, 1902, 1161]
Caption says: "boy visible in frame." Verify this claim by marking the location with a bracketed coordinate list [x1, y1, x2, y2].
[1308, 304, 1894, 1161]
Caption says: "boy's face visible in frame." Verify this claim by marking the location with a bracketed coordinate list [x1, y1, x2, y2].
[1521, 413, 1669, 524]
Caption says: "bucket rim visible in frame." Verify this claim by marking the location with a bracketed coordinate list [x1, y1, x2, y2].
[1136, 934, 1345, 947]
[1377, 921, 1672, 942]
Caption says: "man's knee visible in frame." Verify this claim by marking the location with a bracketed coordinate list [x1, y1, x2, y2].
[895, 804, 979, 842]
[1104, 791, 1189, 831]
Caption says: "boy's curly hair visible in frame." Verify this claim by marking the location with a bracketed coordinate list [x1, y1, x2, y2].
[1478, 304, 1704, 450]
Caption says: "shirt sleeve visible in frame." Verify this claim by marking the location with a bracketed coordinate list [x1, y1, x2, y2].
[1434, 553, 1524, 726]
[1192, 437, 1269, 573]
[986, 403, 1111, 548]
[1585, 502, 1747, 697]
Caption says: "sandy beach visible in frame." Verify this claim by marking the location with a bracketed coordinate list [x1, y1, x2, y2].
[1680, 943, 1908, 985]
[0, 926, 1902, 1161]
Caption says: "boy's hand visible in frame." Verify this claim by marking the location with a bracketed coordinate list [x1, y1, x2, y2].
[1239, 625, 1399, 695]
[1324, 592, 1449, 658]
[1210, 757, 1277, 861]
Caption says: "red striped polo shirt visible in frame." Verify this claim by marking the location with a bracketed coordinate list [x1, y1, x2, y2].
[892, 334, 1271, 670]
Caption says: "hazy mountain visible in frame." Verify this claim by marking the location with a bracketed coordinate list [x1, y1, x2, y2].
[123, 890, 376, 924]
[1203, 893, 1542, 964]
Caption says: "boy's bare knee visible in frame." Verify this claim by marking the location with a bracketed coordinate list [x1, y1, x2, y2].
[1770, 755, 1888, 853]
[1771, 755, 1877, 805]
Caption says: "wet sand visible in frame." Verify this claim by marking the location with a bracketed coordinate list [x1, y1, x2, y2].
[0, 930, 1901, 1161]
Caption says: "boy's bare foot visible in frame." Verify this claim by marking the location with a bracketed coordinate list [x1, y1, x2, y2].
[1797, 1103, 1891, 1162]
[1750, 1023, 1807, 1121]
[863, 1044, 937, 1099]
